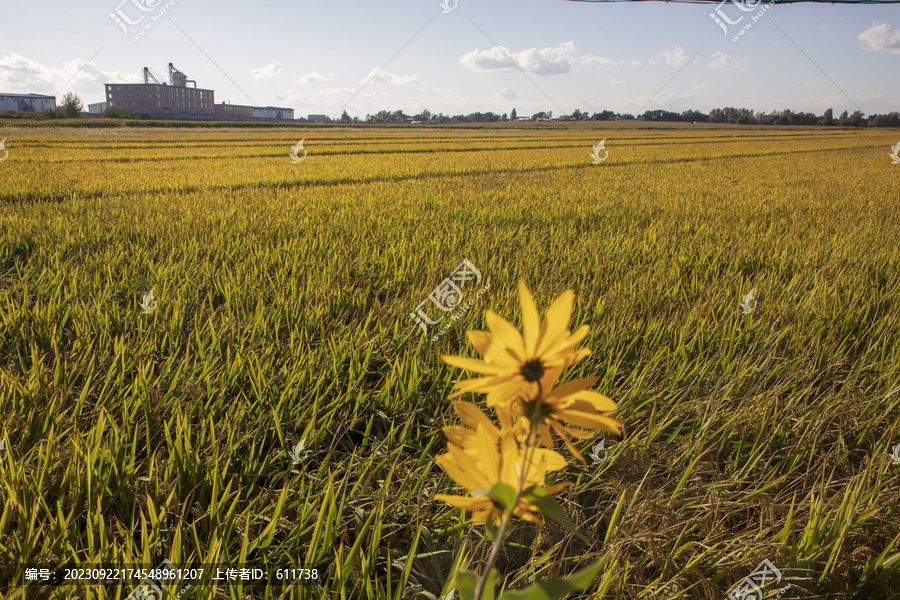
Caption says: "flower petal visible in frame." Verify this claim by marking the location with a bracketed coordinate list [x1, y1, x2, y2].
[499, 429, 521, 486]
[546, 481, 574, 495]
[537, 425, 555, 448]
[551, 421, 587, 464]
[436, 452, 484, 491]
[568, 393, 618, 413]
[476, 424, 501, 480]
[434, 494, 492, 511]
[555, 410, 622, 435]
[452, 402, 497, 432]
[518, 279, 542, 357]
[442, 355, 510, 376]
[546, 377, 601, 401]
[484, 311, 526, 363]
[535, 289, 576, 356]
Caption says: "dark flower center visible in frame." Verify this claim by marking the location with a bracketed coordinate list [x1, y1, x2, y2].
[520, 359, 545, 383]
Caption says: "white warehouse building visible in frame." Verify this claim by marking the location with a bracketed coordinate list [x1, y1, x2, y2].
[253, 106, 294, 120]
[0, 93, 57, 113]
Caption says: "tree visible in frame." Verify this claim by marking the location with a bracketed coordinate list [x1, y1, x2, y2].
[775, 109, 795, 126]
[101, 107, 137, 119]
[819, 108, 835, 126]
[60, 92, 83, 118]
[340, 110, 351, 124]
[871, 112, 900, 127]
[642, 109, 681, 122]
[682, 109, 708, 123]
[849, 110, 866, 127]
[838, 110, 850, 126]
[371, 110, 393, 124]
[510, 108, 517, 120]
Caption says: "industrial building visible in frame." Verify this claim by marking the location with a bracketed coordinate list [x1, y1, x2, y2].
[214, 102, 254, 118]
[0, 93, 57, 113]
[88, 102, 107, 114]
[214, 103, 293, 121]
[104, 63, 215, 116]
[103, 63, 295, 121]
[254, 106, 294, 120]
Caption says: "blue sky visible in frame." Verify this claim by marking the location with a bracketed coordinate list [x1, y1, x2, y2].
[1, 0, 898, 117]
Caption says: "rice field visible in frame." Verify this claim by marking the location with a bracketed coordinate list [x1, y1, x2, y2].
[1, 124, 899, 599]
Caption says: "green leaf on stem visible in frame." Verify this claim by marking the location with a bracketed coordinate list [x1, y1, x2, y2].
[489, 482, 518, 513]
[496, 561, 604, 599]
[522, 486, 588, 543]
[457, 568, 500, 600]
[484, 518, 498, 541]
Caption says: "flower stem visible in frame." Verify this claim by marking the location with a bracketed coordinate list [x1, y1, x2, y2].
[473, 389, 543, 600]
[472, 509, 510, 600]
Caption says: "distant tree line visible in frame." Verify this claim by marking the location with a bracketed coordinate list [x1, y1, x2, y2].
[346, 106, 900, 127]
[350, 108, 629, 124]
[16, 94, 900, 127]
[638, 107, 900, 127]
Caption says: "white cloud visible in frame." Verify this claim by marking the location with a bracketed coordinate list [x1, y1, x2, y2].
[629, 60, 642, 69]
[492, 87, 517, 101]
[693, 83, 709, 90]
[296, 70, 334, 84]
[859, 22, 900, 54]
[252, 86, 366, 116]
[611, 77, 624, 86]
[362, 68, 422, 85]
[460, 41, 578, 75]
[321, 87, 357, 95]
[583, 55, 620, 68]
[250, 63, 282, 81]
[794, 80, 809, 86]
[0, 52, 137, 102]
[644, 89, 697, 108]
[660, 47, 689, 67]
[707, 51, 748, 71]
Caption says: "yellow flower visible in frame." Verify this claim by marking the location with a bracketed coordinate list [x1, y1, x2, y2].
[434, 423, 571, 525]
[442, 401, 525, 451]
[442, 279, 591, 413]
[528, 376, 622, 464]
